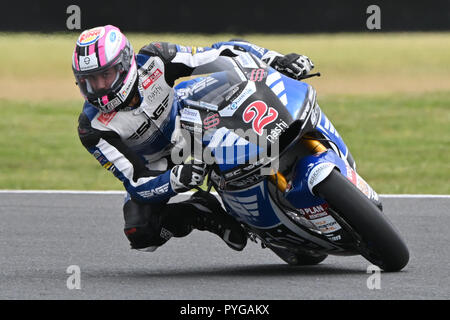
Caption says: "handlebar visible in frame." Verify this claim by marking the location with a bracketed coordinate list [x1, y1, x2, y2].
[299, 72, 321, 80]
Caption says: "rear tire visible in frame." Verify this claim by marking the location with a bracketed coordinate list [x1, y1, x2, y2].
[269, 246, 328, 266]
[314, 169, 409, 271]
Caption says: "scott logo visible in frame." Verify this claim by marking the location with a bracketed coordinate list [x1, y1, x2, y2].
[243, 101, 278, 136]
[203, 113, 220, 130]
[249, 68, 265, 82]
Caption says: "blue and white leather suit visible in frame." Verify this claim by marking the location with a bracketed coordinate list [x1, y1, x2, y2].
[78, 40, 276, 203]
[77, 40, 279, 250]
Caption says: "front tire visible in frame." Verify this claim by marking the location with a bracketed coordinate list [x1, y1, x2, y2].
[314, 169, 409, 271]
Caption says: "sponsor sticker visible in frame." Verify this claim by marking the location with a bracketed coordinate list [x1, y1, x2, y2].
[177, 77, 219, 100]
[79, 53, 99, 71]
[127, 120, 151, 141]
[116, 66, 137, 101]
[219, 82, 256, 117]
[310, 215, 342, 234]
[102, 161, 115, 172]
[266, 119, 289, 143]
[192, 77, 218, 94]
[203, 113, 220, 130]
[346, 165, 379, 201]
[146, 85, 163, 103]
[346, 164, 358, 185]
[224, 86, 240, 102]
[105, 30, 122, 58]
[109, 31, 116, 42]
[177, 45, 191, 53]
[236, 53, 259, 69]
[249, 43, 266, 56]
[227, 174, 263, 188]
[97, 111, 117, 125]
[180, 108, 202, 124]
[299, 204, 329, 219]
[232, 83, 256, 104]
[142, 68, 162, 89]
[310, 104, 320, 126]
[137, 183, 170, 198]
[106, 97, 122, 110]
[307, 162, 335, 193]
[181, 123, 203, 133]
[243, 100, 278, 136]
[299, 204, 342, 233]
[140, 60, 156, 76]
[249, 68, 266, 82]
[92, 150, 102, 159]
[160, 227, 173, 240]
[77, 27, 105, 46]
[357, 176, 371, 198]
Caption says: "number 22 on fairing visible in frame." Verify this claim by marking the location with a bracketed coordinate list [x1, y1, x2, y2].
[243, 101, 278, 136]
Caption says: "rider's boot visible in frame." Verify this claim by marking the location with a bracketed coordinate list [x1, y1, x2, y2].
[186, 190, 248, 251]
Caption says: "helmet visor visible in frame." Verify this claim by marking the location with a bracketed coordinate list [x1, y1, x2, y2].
[76, 63, 126, 99]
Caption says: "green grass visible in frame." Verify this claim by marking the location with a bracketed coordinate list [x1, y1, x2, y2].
[0, 99, 122, 190]
[0, 32, 449, 193]
[1, 32, 449, 80]
[319, 91, 450, 194]
[0, 92, 448, 193]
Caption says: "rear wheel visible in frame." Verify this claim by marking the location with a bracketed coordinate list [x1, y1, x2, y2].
[314, 169, 409, 271]
[269, 246, 328, 266]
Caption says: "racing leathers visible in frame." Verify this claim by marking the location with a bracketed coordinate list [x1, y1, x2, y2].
[77, 40, 313, 251]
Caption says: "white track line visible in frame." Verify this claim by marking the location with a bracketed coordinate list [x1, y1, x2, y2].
[0, 190, 126, 195]
[379, 194, 450, 199]
[0, 190, 449, 198]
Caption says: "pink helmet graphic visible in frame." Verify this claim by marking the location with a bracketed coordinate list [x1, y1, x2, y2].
[72, 25, 138, 113]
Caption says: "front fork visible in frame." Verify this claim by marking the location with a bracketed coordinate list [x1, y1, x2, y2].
[268, 137, 326, 192]
[268, 137, 328, 193]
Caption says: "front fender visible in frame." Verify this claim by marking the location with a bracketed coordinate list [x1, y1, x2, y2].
[285, 149, 347, 208]
[285, 149, 381, 209]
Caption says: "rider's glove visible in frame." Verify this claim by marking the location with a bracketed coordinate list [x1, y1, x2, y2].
[264, 52, 314, 80]
[170, 161, 207, 193]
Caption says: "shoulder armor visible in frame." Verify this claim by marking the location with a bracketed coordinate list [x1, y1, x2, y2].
[139, 42, 177, 63]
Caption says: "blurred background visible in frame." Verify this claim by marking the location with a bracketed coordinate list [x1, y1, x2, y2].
[0, 0, 448, 193]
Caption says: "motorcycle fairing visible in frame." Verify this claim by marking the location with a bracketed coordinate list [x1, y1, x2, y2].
[219, 180, 344, 251]
[285, 149, 348, 208]
[202, 127, 262, 172]
[219, 180, 281, 228]
[285, 147, 381, 212]
[265, 68, 310, 120]
[315, 109, 349, 160]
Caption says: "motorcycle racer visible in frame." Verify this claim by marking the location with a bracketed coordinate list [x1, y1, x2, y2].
[73, 25, 314, 252]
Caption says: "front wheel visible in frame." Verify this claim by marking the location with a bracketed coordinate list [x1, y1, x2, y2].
[314, 169, 409, 272]
[269, 246, 328, 266]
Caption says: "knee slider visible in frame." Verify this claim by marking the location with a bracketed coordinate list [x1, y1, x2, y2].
[123, 199, 167, 249]
[124, 224, 166, 249]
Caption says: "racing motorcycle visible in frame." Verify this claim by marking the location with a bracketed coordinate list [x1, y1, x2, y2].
[173, 53, 409, 272]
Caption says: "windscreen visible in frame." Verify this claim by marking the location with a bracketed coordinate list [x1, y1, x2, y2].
[177, 56, 250, 108]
